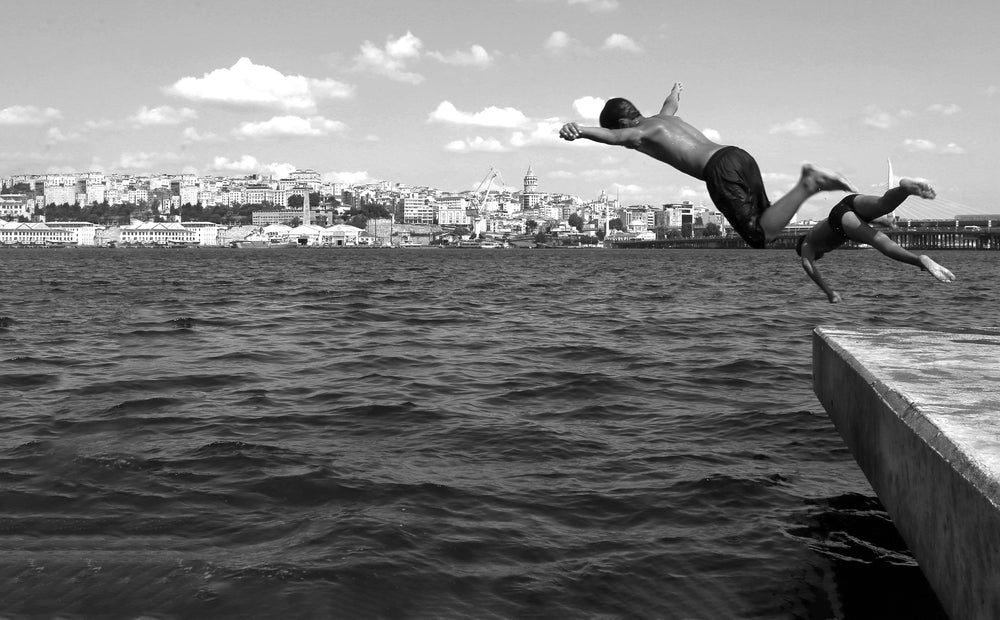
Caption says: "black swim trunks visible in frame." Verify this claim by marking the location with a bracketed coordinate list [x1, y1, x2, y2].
[703, 146, 770, 249]
[827, 194, 859, 239]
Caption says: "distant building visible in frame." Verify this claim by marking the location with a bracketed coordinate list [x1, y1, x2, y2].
[252, 210, 302, 226]
[46, 221, 97, 246]
[366, 217, 393, 245]
[0, 194, 32, 220]
[403, 194, 435, 225]
[522, 166, 542, 212]
[120, 222, 196, 246]
[0, 222, 74, 245]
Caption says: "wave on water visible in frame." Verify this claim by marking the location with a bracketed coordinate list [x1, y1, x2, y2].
[0, 248, 987, 617]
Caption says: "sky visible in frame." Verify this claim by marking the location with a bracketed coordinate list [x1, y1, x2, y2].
[2, 0, 997, 220]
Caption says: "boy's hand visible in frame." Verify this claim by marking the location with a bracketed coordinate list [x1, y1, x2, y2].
[559, 123, 581, 141]
[828, 292, 843, 303]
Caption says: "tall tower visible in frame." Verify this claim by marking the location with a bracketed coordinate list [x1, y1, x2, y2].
[523, 165, 537, 194]
[302, 190, 311, 226]
[887, 158, 894, 190]
[522, 165, 539, 212]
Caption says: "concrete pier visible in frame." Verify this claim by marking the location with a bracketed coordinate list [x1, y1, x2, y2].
[813, 327, 1000, 620]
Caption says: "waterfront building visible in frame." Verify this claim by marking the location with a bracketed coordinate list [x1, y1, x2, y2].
[181, 221, 221, 246]
[366, 217, 393, 245]
[46, 221, 97, 246]
[0, 221, 74, 245]
[262, 223, 292, 245]
[287, 224, 325, 246]
[120, 221, 196, 246]
[319, 224, 364, 247]
[621, 206, 652, 233]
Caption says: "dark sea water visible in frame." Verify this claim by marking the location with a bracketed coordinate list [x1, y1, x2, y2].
[1, 247, 997, 619]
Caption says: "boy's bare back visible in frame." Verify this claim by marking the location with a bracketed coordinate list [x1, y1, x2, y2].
[631, 115, 723, 180]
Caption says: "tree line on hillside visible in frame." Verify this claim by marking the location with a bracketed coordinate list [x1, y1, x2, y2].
[33, 193, 400, 229]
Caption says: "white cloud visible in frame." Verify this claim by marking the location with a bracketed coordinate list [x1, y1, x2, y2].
[129, 105, 198, 126]
[167, 57, 354, 111]
[611, 182, 643, 195]
[427, 45, 493, 68]
[84, 119, 114, 131]
[769, 117, 823, 137]
[902, 138, 964, 154]
[181, 127, 218, 143]
[510, 120, 564, 147]
[213, 155, 263, 172]
[354, 32, 424, 84]
[862, 105, 914, 129]
[573, 96, 605, 119]
[602, 33, 640, 53]
[568, 0, 619, 12]
[545, 31, 573, 53]
[211, 154, 296, 177]
[926, 103, 961, 115]
[45, 127, 80, 143]
[679, 186, 708, 201]
[429, 101, 528, 127]
[117, 151, 180, 170]
[987, 86, 998, 97]
[266, 162, 297, 178]
[445, 137, 508, 152]
[903, 138, 934, 152]
[702, 128, 721, 142]
[235, 115, 346, 138]
[0, 105, 62, 125]
[322, 171, 372, 185]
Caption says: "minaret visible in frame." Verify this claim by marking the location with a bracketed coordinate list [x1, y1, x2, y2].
[302, 190, 312, 226]
[887, 158, 894, 190]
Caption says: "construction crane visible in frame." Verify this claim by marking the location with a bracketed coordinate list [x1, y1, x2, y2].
[468, 167, 505, 237]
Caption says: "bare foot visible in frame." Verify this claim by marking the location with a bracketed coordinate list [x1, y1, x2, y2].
[919, 255, 955, 282]
[671, 82, 683, 100]
[899, 178, 936, 199]
[802, 163, 858, 193]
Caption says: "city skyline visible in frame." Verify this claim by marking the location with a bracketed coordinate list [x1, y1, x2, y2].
[2, 0, 998, 220]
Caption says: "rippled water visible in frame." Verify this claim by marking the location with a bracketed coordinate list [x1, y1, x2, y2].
[1, 247, 997, 618]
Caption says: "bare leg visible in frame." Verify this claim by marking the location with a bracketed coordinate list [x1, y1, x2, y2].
[853, 178, 936, 221]
[761, 164, 858, 242]
[845, 219, 956, 282]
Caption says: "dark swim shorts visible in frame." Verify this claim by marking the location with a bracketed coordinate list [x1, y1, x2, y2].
[827, 194, 859, 239]
[703, 146, 770, 249]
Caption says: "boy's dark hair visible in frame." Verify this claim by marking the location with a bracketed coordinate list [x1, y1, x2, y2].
[599, 98, 640, 129]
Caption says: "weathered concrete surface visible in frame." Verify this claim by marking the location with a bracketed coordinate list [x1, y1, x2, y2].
[813, 327, 1000, 620]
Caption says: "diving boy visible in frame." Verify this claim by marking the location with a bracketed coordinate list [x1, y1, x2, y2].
[559, 82, 857, 248]
[796, 179, 955, 302]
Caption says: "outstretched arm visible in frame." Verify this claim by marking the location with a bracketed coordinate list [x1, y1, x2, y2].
[800, 252, 841, 303]
[559, 122, 642, 147]
[658, 82, 683, 117]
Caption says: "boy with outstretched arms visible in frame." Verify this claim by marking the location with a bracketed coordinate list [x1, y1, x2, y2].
[559, 83, 857, 248]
